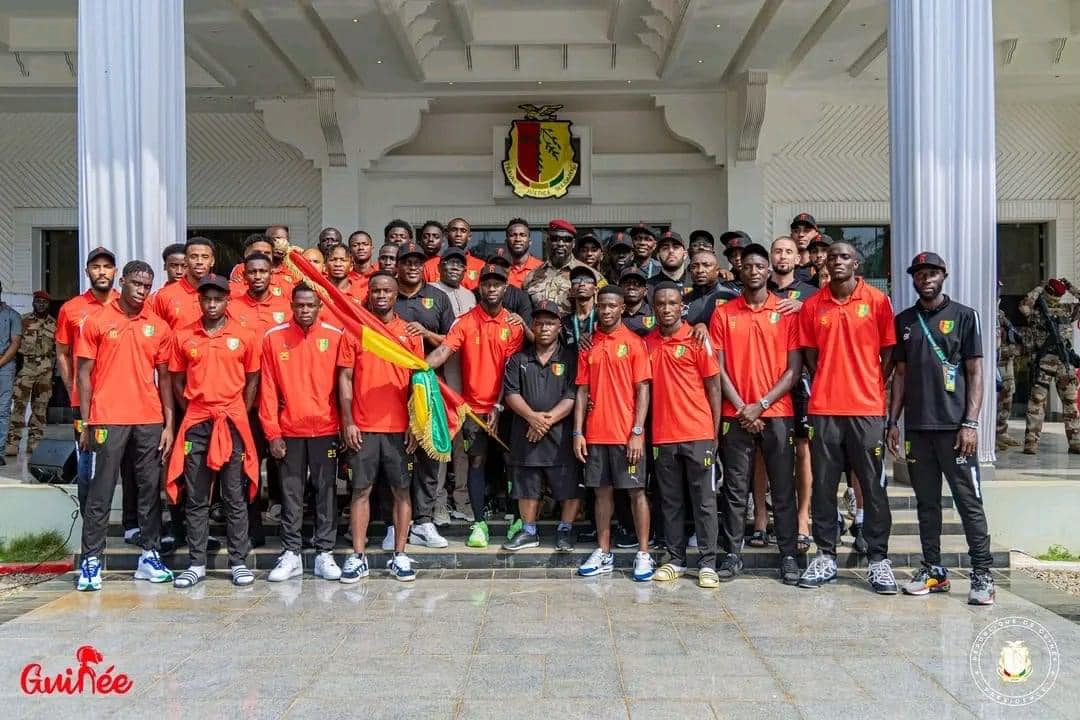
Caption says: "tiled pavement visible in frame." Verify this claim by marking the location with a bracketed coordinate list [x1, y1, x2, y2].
[1, 570, 1079, 719]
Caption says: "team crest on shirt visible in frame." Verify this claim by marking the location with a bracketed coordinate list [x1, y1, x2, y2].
[788, 290, 801, 299]
[107, 328, 119, 340]
[467, 270, 478, 280]
[551, 362, 565, 376]
[769, 312, 781, 324]
[273, 312, 286, 323]
[188, 346, 198, 358]
[226, 337, 240, 351]
[643, 316, 656, 329]
[317, 338, 329, 352]
[616, 343, 629, 358]
[279, 350, 290, 361]
[939, 320, 955, 334]
[94, 428, 108, 445]
[715, 299, 727, 307]
[421, 297, 434, 309]
[271, 286, 283, 296]
[142, 324, 155, 337]
[819, 314, 829, 326]
[500, 328, 510, 341]
[857, 303, 870, 318]
[674, 345, 687, 358]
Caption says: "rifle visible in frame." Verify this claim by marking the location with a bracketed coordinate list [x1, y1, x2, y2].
[1034, 294, 1080, 373]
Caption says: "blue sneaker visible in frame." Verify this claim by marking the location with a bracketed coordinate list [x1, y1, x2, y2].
[633, 551, 656, 582]
[134, 550, 174, 583]
[577, 548, 614, 577]
[77, 556, 102, 592]
[340, 553, 369, 584]
[387, 553, 416, 582]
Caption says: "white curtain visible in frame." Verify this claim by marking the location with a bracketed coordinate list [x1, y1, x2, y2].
[77, 0, 187, 288]
[888, 0, 998, 464]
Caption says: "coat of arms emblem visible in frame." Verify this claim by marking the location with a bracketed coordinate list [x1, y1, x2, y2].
[503, 104, 579, 199]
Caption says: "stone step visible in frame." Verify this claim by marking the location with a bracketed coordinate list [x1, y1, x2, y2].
[81, 533, 1007, 573]
[104, 507, 963, 539]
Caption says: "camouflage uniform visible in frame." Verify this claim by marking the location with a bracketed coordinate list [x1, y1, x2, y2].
[522, 258, 588, 316]
[5, 312, 56, 455]
[1019, 283, 1080, 453]
[996, 308, 1022, 446]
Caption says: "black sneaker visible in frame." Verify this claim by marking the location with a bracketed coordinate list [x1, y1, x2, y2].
[555, 527, 574, 552]
[717, 553, 743, 582]
[968, 569, 995, 606]
[614, 526, 638, 549]
[779, 555, 800, 585]
[502, 530, 540, 552]
[206, 536, 222, 553]
[210, 503, 226, 523]
[578, 527, 598, 543]
[849, 523, 868, 555]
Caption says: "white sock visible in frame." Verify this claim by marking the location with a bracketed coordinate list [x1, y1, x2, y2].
[855, 509, 865, 524]
[189, 565, 206, 577]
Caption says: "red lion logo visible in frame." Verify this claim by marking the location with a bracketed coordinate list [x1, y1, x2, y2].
[19, 645, 132, 695]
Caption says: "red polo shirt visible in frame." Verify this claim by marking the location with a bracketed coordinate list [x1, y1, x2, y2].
[55, 289, 120, 408]
[508, 255, 542, 288]
[574, 322, 652, 444]
[169, 318, 260, 406]
[442, 305, 525, 414]
[259, 320, 343, 440]
[799, 279, 896, 416]
[645, 322, 720, 443]
[423, 253, 485, 290]
[228, 287, 292, 339]
[75, 301, 172, 425]
[336, 315, 423, 432]
[710, 293, 799, 418]
[152, 276, 203, 329]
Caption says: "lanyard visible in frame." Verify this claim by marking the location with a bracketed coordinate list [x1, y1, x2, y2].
[572, 312, 594, 344]
[916, 312, 949, 365]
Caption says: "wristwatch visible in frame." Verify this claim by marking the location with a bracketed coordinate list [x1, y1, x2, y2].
[758, 398, 771, 410]
[631, 426, 644, 436]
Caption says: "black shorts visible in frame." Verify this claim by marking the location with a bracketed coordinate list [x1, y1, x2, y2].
[461, 418, 489, 460]
[511, 465, 583, 501]
[791, 375, 812, 439]
[346, 432, 414, 492]
[583, 444, 646, 490]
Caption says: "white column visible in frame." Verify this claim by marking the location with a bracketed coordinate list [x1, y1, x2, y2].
[77, 0, 187, 287]
[888, 0, 997, 464]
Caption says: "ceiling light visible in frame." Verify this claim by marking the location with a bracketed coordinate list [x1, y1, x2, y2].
[715, 24, 721, 29]
[352, 17, 359, 23]
[537, 81, 543, 85]
[376, 59, 383, 64]
[626, 80, 632, 84]
[697, 59, 704, 64]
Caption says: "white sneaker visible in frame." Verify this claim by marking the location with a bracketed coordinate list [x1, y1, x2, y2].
[134, 550, 174, 583]
[382, 525, 396, 551]
[267, 550, 303, 582]
[409, 522, 449, 548]
[687, 534, 698, 548]
[449, 505, 475, 522]
[314, 552, 342, 581]
[633, 551, 656, 582]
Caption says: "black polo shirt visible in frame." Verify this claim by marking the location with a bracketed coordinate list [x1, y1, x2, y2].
[893, 296, 983, 431]
[647, 269, 694, 297]
[561, 309, 595, 349]
[503, 342, 578, 467]
[396, 283, 454, 352]
[684, 281, 741, 326]
[768, 277, 819, 303]
[492, 284, 533, 327]
[795, 264, 816, 283]
[623, 301, 656, 337]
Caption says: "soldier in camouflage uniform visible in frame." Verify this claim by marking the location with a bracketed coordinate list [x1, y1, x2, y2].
[6, 291, 56, 456]
[1019, 278, 1080, 454]
[996, 305, 1023, 448]
[523, 218, 589, 315]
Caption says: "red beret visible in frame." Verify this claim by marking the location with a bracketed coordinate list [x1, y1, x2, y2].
[548, 219, 577, 236]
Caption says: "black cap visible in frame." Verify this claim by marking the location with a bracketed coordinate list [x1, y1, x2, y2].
[479, 263, 508, 282]
[723, 234, 748, 257]
[906, 251, 947, 275]
[575, 231, 601, 249]
[807, 234, 832, 251]
[569, 265, 599, 283]
[86, 246, 116, 265]
[533, 300, 561, 318]
[718, 230, 749, 247]
[197, 274, 230, 294]
[618, 267, 648, 284]
[790, 213, 817, 230]
[607, 231, 632, 250]
[398, 241, 426, 261]
[486, 247, 512, 266]
[629, 223, 658, 239]
[441, 246, 466, 262]
[689, 229, 714, 246]
[657, 230, 685, 248]
[740, 243, 770, 264]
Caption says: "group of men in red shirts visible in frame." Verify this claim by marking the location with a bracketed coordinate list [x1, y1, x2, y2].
[59, 213, 994, 606]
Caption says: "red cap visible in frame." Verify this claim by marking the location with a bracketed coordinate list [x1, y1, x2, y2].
[1047, 278, 1068, 297]
[548, 219, 577, 236]
[32, 290, 51, 301]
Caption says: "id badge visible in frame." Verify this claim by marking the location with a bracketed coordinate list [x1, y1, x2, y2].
[943, 362, 958, 393]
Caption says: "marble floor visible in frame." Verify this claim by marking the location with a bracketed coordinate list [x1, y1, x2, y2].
[2, 570, 1079, 719]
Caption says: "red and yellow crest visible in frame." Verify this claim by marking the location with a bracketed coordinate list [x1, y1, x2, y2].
[503, 104, 579, 199]
[551, 362, 565, 377]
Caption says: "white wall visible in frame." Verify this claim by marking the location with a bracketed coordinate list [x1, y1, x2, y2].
[0, 112, 321, 304]
[760, 101, 1080, 282]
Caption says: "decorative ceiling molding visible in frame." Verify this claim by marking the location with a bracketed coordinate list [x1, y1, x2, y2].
[185, 37, 235, 88]
[848, 31, 887, 78]
[780, 0, 851, 77]
[637, 0, 692, 77]
[1000, 38, 1018, 66]
[312, 77, 346, 167]
[296, 1, 362, 88]
[653, 92, 726, 165]
[736, 70, 767, 162]
[229, 0, 308, 90]
[722, 0, 782, 85]
[378, 0, 444, 81]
